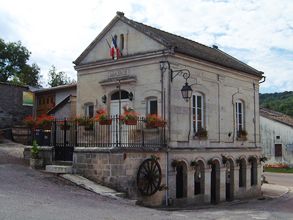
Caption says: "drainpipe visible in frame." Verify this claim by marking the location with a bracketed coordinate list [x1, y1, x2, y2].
[253, 83, 257, 148]
[217, 75, 221, 142]
[231, 90, 239, 141]
[160, 60, 170, 206]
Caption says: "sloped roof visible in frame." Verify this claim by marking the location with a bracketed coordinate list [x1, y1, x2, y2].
[260, 107, 293, 128]
[47, 95, 76, 115]
[34, 84, 76, 94]
[75, 12, 263, 78]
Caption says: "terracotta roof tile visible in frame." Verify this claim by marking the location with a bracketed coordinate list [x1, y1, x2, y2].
[260, 107, 293, 128]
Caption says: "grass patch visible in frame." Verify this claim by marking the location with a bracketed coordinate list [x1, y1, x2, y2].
[264, 167, 293, 173]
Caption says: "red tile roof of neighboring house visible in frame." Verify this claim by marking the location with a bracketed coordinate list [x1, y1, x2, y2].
[260, 107, 293, 128]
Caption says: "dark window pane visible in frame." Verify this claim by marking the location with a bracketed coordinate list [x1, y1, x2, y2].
[197, 96, 202, 108]
[238, 103, 242, 113]
[88, 105, 94, 118]
[150, 100, 158, 115]
[111, 91, 129, 100]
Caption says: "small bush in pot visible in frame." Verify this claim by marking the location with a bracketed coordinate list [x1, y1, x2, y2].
[30, 140, 44, 169]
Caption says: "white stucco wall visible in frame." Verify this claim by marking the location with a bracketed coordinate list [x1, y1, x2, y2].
[260, 116, 293, 165]
[76, 17, 262, 149]
[55, 88, 77, 105]
[81, 20, 165, 64]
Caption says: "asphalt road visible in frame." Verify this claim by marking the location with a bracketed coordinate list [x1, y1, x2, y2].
[0, 143, 293, 220]
[263, 172, 293, 187]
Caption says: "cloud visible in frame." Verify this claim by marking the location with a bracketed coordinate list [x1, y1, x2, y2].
[0, 0, 292, 92]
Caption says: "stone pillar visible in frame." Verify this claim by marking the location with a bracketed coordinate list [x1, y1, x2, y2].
[168, 169, 177, 200]
[204, 168, 211, 203]
[187, 169, 194, 198]
[246, 164, 252, 191]
[220, 167, 226, 201]
[233, 166, 240, 198]
[257, 164, 262, 186]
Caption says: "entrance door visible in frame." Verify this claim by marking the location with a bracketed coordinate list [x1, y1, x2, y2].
[110, 99, 129, 146]
[176, 165, 184, 198]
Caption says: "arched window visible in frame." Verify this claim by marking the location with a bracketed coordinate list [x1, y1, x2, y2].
[120, 34, 124, 50]
[239, 159, 246, 188]
[111, 90, 129, 100]
[235, 100, 245, 135]
[192, 93, 204, 133]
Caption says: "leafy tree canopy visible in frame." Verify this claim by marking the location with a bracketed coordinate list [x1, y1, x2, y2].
[260, 91, 293, 117]
[0, 38, 41, 86]
[48, 65, 75, 87]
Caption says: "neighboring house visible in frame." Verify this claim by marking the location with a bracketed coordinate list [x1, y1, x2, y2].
[260, 107, 293, 166]
[34, 84, 77, 119]
[69, 12, 264, 206]
[0, 82, 33, 129]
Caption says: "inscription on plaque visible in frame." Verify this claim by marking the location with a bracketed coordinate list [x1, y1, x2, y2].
[108, 69, 130, 79]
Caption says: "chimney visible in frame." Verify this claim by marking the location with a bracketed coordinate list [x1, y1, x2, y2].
[212, 45, 218, 49]
[116, 11, 125, 17]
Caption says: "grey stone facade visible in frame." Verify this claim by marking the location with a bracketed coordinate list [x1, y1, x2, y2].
[71, 12, 264, 206]
[0, 83, 33, 129]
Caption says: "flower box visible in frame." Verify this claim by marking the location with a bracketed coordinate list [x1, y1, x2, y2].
[125, 119, 137, 125]
[145, 114, 166, 128]
[99, 119, 112, 125]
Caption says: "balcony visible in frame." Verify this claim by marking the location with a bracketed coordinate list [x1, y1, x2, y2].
[51, 116, 166, 148]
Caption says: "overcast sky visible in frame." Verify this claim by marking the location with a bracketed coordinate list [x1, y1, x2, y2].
[0, 0, 292, 93]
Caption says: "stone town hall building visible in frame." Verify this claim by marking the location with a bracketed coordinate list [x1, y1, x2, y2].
[72, 12, 264, 206]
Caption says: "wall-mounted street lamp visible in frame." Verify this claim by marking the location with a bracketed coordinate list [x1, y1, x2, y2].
[101, 95, 107, 104]
[171, 69, 193, 102]
[128, 92, 133, 101]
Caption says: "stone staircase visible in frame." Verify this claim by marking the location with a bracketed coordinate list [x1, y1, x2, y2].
[45, 161, 73, 174]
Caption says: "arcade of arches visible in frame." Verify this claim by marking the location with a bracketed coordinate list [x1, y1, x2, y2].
[170, 155, 261, 204]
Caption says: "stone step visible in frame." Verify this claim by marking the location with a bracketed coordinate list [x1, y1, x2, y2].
[45, 165, 73, 174]
[52, 161, 73, 166]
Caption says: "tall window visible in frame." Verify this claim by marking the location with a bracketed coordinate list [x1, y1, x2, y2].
[120, 34, 124, 50]
[192, 93, 204, 133]
[147, 98, 158, 115]
[85, 103, 94, 118]
[235, 100, 244, 134]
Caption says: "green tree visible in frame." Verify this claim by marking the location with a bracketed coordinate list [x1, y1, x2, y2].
[48, 65, 75, 87]
[0, 38, 41, 86]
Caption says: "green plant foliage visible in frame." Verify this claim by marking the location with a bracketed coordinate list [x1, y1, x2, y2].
[31, 140, 40, 159]
[260, 91, 293, 116]
[48, 65, 75, 87]
[0, 38, 41, 86]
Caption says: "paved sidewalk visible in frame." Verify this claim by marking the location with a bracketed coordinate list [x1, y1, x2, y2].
[262, 183, 290, 198]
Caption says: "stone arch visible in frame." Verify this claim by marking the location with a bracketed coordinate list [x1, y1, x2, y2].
[110, 90, 130, 100]
[238, 156, 247, 188]
[225, 157, 235, 201]
[194, 159, 205, 196]
[248, 156, 258, 186]
[194, 156, 207, 168]
[209, 158, 221, 204]
[176, 160, 188, 199]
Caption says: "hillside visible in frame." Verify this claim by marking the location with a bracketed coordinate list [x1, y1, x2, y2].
[260, 91, 293, 117]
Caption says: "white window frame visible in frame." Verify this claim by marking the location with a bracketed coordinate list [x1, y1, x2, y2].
[235, 100, 244, 134]
[192, 93, 204, 134]
[84, 103, 94, 118]
[147, 97, 158, 115]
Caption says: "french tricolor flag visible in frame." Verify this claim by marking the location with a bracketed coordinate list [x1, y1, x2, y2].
[110, 36, 121, 60]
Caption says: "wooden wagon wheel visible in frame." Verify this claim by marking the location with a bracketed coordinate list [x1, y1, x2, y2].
[137, 158, 162, 196]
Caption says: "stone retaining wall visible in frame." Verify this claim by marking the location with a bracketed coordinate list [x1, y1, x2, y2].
[73, 148, 167, 206]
